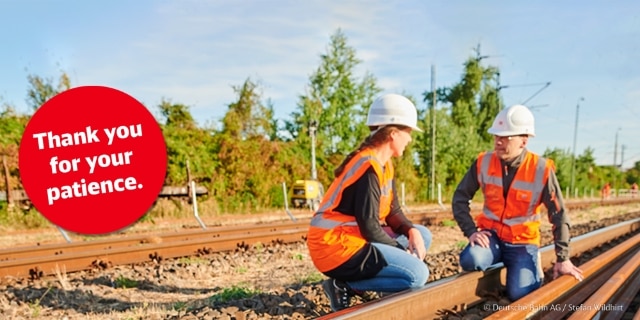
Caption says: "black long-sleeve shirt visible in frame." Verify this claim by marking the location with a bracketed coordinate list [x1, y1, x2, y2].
[335, 166, 414, 248]
[323, 166, 415, 280]
[451, 149, 572, 262]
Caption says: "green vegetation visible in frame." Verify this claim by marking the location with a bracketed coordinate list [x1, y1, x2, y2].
[177, 256, 207, 265]
[172, 301, 188, 311]
[28, 285, 52, 317]
[209, 285, 261, 304]
[441, 219, 458, 228]
[455, 240, 468, 250]
[0, 205, 49, 229]
[253, 242, 264, 253]
[1, 29, 638, 227]
[114, 275, 138, 289]
[297, 271, 324, 285]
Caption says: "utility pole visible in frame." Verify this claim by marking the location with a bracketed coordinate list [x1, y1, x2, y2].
[570, 97, 584, 196]
[621, 145, 626, 170]
[614, 128, 621, 168]
[613, 128, 621, 195]
[309, 120, 318, 180]
[430, 65, 436, 200]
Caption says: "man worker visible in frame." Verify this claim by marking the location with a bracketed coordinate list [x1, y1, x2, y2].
[452, 104, 583, 301]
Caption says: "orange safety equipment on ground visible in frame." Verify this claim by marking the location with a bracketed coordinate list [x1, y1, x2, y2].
[474, 151, 552, 246]
[307, 148, 394, 273]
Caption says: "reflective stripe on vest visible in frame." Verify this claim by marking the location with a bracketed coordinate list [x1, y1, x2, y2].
[476, 151, 550, 244]
[309, 213, 358, 229]
[312, 149, 393, 229]
[307, 148, 394, 272]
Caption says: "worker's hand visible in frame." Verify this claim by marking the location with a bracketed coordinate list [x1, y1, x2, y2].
[406, 228, 427, 260]
[553, 259, 584, 281]
[468, 230, 492, 248]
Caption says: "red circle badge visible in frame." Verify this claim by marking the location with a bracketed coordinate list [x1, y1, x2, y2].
[19, 86, 167, 235]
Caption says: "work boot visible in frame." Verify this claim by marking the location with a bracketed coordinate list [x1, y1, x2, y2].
[322, 279, 354, 312]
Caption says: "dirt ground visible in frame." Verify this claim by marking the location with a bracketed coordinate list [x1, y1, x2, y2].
[1, 201, 639, 319]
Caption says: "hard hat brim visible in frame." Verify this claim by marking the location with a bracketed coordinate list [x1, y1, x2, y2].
[487, 127, 535, 137]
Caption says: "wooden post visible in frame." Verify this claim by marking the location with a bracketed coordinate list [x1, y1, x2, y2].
[186, 159, 192, 203]
[2, 155, 13, 208]
[186, 159, 192, 184]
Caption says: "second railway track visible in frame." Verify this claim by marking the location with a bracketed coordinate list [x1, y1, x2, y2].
[0, 198, 637, 282]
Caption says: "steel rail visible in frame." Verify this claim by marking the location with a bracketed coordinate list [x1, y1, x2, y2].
[0, 207, 467, 266]
[316, 218, 640, 320]
[0, 200, 637, 283]
[2, 198, 633, 263]
[536, 251, 632, 320]
[0, 228, 306, 279]
[567, 248, 640, 320]
[486, 228, 640, 319]
[0, 221, 310, 262]
[602, 265, 640, 320]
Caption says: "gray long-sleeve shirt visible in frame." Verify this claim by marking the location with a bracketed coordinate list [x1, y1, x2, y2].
[452, 149, 572, 262]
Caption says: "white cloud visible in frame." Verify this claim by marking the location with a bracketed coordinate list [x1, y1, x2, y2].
[3, 0, 640, 167]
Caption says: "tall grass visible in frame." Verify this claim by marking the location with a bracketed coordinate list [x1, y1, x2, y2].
[0, 195, 280, 230]
[0, 203, 49, 231]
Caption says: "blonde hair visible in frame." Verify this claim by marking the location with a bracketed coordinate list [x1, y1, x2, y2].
[333, 125, 407, 177]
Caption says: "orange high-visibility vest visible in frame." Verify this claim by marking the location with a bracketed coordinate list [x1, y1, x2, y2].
[307, 148, 394, 273]
[475, 151, 552, 246]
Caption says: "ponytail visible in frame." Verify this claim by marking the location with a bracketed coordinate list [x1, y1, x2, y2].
[334, 136, 374, 177]
[333, 125, 406, 177]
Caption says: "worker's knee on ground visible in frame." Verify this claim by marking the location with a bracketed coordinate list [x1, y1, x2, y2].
[410, 263, 429, 288]
[459, 248, 493, 271]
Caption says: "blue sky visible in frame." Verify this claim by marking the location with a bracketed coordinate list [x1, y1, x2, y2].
[2, 1, 639, 169]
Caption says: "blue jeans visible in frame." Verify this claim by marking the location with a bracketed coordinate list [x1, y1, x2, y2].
[345, 224, 432, 293]
[459, 231, 542, 301]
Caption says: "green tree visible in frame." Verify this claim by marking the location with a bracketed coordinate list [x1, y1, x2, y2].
[417, 52, 502, 199]
[1, 71, 72, 190]
[546, 146, 623, 197]
[543, 147, 572, 192]
[0, 106, 28, 147]
[392, 95, 427, 203]
[287, 29, 382, 184]
[624, 161, 640, 185]
[159, 99, 197, 130]
[222, 78, 275, 140]
[0, 105, 30, 190]
[213, 78, 307, 211]
[26, 72, 70, 110]
[574, 148, 598, 193]
[158, 99, 218, 185]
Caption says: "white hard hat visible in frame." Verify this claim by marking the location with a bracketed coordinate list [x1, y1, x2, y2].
[487, 104, 535, 137]
[366, 93, 423, 132]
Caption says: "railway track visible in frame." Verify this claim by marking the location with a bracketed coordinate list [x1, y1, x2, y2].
[1, 200, 639, 319]
[317, 217, 640, 320]
[0, 198, 637, 282]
